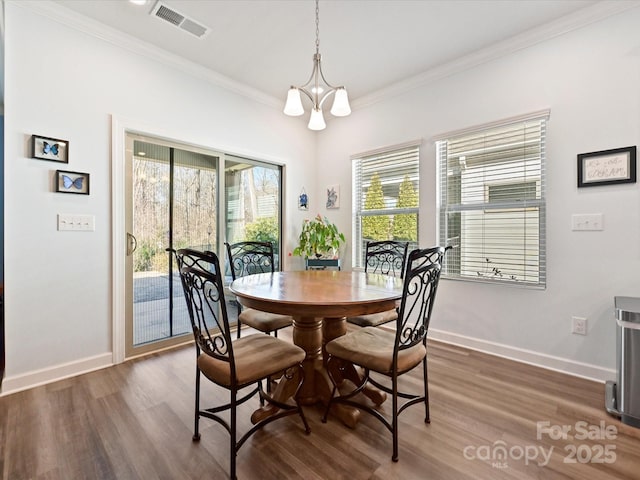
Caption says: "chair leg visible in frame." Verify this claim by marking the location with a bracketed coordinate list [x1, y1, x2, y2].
[230, 389, 237, 480]
[392, 374, 399, 462]
[423, 357, 430, 424]
[295, 365, 311, 434]
[236, 302, 242, 339]
[193, 367, 201, 441]
[321, 356, 339, 423]
[321, 383, 337, 423]
[259, 379, 265, 406]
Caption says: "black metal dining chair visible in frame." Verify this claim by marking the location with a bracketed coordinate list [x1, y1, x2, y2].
[225, 241, 293, 339]
[346, 240, 409, 327]
[322, 246, 445, 462]
[175, 248, 310, 480]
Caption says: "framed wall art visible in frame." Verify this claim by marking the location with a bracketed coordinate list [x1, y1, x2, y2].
[298, 188, 309, 210]
[31, 134, 69, 163]
[55, 170, 90, 195]
[577, 146, 637, 187]
[326, 184, 340, 209]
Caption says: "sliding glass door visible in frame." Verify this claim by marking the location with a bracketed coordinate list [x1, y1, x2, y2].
[125, 133, 220, 357]
[124, 133, 283, 358]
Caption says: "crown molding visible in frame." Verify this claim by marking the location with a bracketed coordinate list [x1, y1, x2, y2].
[14, 0, 282, 109]
[352, 0, 640, 110]
[12, 0, 640, 113]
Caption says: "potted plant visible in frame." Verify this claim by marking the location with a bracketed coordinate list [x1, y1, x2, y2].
[293, 214, 346, 259]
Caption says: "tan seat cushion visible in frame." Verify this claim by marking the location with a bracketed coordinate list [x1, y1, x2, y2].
[325, 327, 426, 374]
[197, 334, 305, 387]
[239, 308, 293, 332]
[346, 308, 397, 327]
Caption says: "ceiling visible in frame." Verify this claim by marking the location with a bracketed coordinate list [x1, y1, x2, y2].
[29, 0, 626, 108]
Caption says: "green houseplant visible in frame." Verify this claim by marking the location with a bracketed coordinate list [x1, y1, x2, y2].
[293, 214, 346, 259]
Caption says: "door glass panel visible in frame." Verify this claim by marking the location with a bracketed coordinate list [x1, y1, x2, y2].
[225, 156, 282, 269]
[172, 149, 218, 252]
[132, 143, 171, 345]
[130, 137, 218, 348]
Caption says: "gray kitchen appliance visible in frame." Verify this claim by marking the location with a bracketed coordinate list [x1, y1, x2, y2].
[605, 296, 640, 428]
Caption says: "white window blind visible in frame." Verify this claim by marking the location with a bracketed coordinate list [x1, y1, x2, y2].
[436, 112, 548, 287]
[352, 142, 420, 268]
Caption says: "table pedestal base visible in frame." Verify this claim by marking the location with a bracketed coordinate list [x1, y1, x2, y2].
[251, 315, 386, 428]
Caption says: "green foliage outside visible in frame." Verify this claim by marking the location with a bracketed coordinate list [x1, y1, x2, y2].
[362, 173, 390, 240]
[362, 172, 418, 242]
[133, 241, 156, 272]
[245, 216, 279, 253]
[392, 175, 418, 241]
[133, 217, 280, 274]
[134, 237, 188, 274]
[133, 224, 171, 273]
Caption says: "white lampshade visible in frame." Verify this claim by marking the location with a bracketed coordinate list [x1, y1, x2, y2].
[308, 107, 326, 130]
[330, 87, 351, 117]
[284, 87, 304, 116]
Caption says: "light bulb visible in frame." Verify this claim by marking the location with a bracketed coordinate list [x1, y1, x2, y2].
[330, 87, 351, 117]
[308, 107, 326, 130]
[284, 87, 304, 116]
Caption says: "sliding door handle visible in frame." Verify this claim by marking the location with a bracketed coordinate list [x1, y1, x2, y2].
[126, 232, 137, 256]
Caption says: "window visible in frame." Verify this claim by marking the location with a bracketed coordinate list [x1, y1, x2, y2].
[436, 111, 548, 287]
[352, 141, 420, 268]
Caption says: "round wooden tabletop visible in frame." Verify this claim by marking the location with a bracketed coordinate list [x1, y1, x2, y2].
[230, 270, 402, 422]
[229, 270, 403, 318]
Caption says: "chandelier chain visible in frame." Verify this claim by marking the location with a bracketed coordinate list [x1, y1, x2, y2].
[315, 0, 320, 53]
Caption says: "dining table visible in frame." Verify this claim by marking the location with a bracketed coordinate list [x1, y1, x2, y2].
[229, 269, 404, 428]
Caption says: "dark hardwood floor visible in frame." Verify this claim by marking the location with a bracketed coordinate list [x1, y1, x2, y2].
[1, 327, 639, 479]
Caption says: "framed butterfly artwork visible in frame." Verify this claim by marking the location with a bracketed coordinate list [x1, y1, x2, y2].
[55, 170, 90, 195]
[31, 134, 69, 163]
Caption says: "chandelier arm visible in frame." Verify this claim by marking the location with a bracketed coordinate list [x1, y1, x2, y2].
[298, 57, 320, 91]
[317, 62, 340, 90]
[297, 87, 315, 104]
[317, 88, 338, 108]
[298, 55, 342, 108]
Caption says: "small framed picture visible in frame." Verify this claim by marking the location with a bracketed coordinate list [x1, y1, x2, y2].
[298, 188, 309, 210]
[577, 146, 637, 187]
[326, 184, 340, 209]
[55, 170, 90, 195]
[31, 134, 69, 163]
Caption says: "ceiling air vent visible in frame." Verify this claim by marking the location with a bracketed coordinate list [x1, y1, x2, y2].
[150, 1, 210, 39]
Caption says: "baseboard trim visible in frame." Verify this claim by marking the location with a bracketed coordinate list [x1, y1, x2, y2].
[0, 330, 615, 395]
[1, 353, 113, 396]
[428, 329, 615, 383]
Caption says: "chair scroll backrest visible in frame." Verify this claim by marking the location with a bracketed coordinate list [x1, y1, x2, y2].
[225, 241, 275, 280]
[175, 248, 234, 366]
[365, 240, 409, 278]
[395, 246, 446, 353]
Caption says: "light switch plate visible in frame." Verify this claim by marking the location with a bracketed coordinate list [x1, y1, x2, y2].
[571, 213, 603, 231]
[58, 214, 95, 231]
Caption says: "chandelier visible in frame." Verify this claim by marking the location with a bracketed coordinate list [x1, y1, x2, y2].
[283, 0, 351, 130]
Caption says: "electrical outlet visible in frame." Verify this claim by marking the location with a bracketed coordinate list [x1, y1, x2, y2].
[572, 316, 587, 335]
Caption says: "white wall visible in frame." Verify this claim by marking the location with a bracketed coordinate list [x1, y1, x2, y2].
[4, 2, 639, 394]
[2, 2, 315, 393]
[316, 7, 640, 380]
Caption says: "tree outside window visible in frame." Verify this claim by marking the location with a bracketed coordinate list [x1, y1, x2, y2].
[352, 144, 420, 268]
